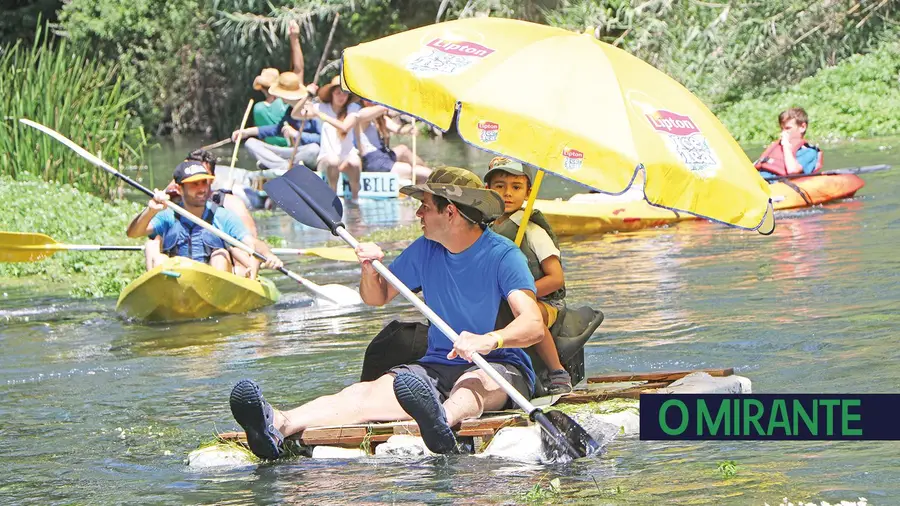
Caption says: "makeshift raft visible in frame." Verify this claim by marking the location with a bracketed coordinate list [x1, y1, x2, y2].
[214, 367, 739, 455]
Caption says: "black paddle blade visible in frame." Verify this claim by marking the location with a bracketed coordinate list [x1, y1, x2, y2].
[263, 166, 344, 233]
[535, 409, 603, 462]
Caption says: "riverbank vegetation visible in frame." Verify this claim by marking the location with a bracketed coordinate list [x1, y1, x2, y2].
[0, 176, 144, 297]
[0, 24, 147, 197]
[3, 1, 896, 146]
[718, 41, 900, 144]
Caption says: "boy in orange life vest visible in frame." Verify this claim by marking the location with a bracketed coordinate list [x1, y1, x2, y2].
[485, 158, 573, 394]
[754, 107, 823, 181]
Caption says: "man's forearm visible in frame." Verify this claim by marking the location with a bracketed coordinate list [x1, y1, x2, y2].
[359, 268, 390, 306]
[126, 208, 155, 238]
[290, 34, 304, 83]
[496, 290, 544, 348]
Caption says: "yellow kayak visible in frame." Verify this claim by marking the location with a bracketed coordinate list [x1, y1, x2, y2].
[116, 257, 280, 322]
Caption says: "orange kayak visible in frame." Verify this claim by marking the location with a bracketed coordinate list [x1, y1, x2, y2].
[538, 174, 866, 237]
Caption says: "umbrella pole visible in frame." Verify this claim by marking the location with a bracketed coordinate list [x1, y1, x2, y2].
[513, 169, 545, 247]
[411, 119, 417, 184]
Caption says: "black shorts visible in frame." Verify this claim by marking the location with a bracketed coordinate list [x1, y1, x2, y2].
[362, 148, 397, 173]
[389, 361, 531, 410]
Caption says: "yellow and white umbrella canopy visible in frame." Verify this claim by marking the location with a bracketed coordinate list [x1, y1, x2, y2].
[342, 17, 774, 233]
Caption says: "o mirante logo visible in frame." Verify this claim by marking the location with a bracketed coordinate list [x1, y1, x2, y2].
[640, 394, 900, 440]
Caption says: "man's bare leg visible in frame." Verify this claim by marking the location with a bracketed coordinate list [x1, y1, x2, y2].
[443, 369, 510, 426]
[274, 374, 410, 436]
[209, 248, 234, 273]
[144, 238, 166, 270]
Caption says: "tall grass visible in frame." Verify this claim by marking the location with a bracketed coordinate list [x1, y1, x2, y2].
[0, 23, 147, 198]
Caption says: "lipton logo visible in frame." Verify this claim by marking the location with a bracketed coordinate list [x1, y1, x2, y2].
[427, 39, 495, 58]
[562, 148, 584, 171]
[477, 121, 499, 143]
[646, 110, 700, 136]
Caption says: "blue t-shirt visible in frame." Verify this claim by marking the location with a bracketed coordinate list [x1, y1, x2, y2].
[388, 228, 538, 393]
[149, 202, 250, 243]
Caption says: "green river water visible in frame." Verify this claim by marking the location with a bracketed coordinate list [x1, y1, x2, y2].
[1, 136, 899, 504]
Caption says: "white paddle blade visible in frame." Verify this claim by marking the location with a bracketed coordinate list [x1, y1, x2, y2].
[315, 284, 364, 307]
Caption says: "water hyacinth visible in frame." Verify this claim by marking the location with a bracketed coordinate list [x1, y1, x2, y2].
[0, 23, 146, 198]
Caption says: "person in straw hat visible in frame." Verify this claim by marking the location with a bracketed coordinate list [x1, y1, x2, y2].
[233, 21, 321, 171]
[295, 75, 363, 200]
[247, 21, 308, 148]
[229, 167, 545, 458]
[233, 70, 322, 172]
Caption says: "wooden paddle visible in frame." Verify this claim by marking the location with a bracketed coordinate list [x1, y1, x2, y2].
[774, 164, 891, 180]
[201, 137, 232, 151]
[230, 99, 255, 171]
[262, 166, 602, 461]
[0, 231, 359, 263]
[18, 119, 362, 307]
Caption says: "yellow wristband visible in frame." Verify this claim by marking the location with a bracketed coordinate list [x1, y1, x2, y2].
[318, 112, 328, 121]
[488, 332, 503, 350]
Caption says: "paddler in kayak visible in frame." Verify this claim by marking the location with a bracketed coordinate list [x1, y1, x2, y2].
[754, 107, 823, 180]
[484, 157, 573, 394]
[126, 161, 283, 278]
[143, 149, 278, 277]
[229, 167, 545, 458]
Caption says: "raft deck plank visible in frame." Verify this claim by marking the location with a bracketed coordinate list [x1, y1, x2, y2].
[587, 368, 734, 384]
[217, 414, 528, 448]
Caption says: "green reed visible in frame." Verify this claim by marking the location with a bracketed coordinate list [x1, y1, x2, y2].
[0, 23, 147, 198]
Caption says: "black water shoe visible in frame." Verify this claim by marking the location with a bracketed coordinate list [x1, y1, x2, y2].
[393, 372, 460, 454]
[230, 379, 284, 460]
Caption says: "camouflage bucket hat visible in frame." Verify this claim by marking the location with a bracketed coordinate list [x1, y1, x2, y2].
[400, 166, 504, 221]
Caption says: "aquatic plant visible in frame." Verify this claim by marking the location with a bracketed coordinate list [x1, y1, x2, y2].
[717, 460, 738, 480]
[0, 23, 146, 198]
[0, 176, 144, 297]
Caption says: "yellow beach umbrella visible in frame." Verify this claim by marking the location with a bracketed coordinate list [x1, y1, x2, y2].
[341, 17, 774, 233]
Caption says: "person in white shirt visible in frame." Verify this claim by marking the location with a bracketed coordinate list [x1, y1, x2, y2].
[296, 76, 364, 200]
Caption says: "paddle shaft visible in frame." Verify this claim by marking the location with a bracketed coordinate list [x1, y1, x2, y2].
[290, 12, 341, 163]
[333, 226, 537, 414]
[18, 244, 144, 252]
[230, 99, 254, 171]
[775, 164, 891, 180]
[19, 118, 342, 304]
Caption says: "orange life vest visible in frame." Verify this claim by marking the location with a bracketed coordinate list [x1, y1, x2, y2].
[754, 140, 823, 177]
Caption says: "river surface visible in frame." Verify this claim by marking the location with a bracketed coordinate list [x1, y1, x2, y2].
[2, 136, 899, 505]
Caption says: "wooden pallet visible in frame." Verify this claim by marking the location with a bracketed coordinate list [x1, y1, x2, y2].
[217, 368, 734, 451]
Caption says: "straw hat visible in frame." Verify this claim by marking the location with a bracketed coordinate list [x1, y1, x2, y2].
[253, 68, 279, 91]
[317, 75, 356, 103]
[268, 72, 308, 101]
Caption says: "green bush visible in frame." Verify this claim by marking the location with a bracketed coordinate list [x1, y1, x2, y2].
[0, 23, 146, 197]
[717, 41, 900, 144]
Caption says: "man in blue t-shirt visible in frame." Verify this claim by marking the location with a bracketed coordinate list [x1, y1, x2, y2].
[229, 167, 546, 458]
[126, 161, 282, 278]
